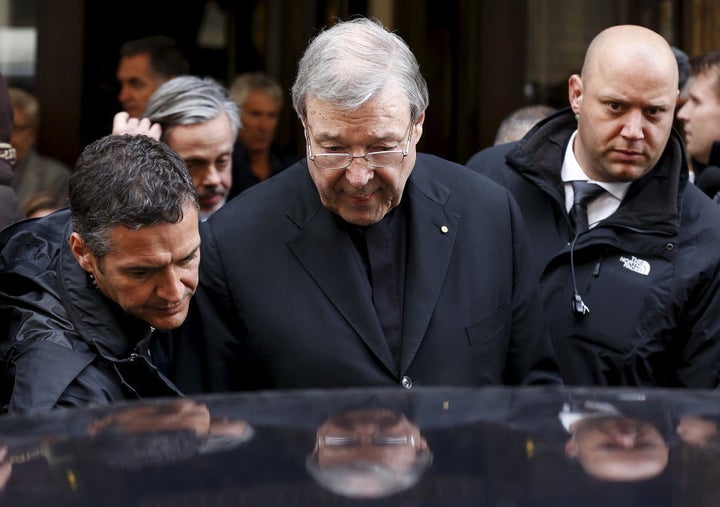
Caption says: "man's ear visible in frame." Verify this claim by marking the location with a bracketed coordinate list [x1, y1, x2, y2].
[568, 74, 584, 114]
[565, 438, 578, 458]
[69, 232, 94, 273]
[412, 112, 425, 145]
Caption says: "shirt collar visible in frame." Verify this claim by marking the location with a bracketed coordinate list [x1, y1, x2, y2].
[561, 130, 631, 202]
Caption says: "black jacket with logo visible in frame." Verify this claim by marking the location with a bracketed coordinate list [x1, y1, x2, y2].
[466, 108, 720, 387]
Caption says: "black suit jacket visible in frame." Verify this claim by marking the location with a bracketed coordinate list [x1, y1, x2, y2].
[172, 154, 560, 392]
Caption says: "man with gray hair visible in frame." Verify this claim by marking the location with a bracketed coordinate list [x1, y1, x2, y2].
[228, 71, 299, 198]
[9, 87, 72, 212]
[306, 407, 433, 499]
[123, 75, 240, 219]
[172, 17, 560, 393]
[493, 104, 557, 145]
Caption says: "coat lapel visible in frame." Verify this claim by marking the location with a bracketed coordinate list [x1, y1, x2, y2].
[285, 160, 460, 376]
[401, 162, 460, 371]
[286, 179, 396, 373]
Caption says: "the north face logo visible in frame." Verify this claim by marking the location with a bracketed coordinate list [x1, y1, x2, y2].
[619, 256, 650, 275]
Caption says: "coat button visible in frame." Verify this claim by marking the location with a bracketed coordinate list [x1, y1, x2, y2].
[401, 376, 413, 389]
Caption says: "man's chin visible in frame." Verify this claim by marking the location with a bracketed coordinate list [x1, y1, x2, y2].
[149, 319, 185, 331]
[147, 310, 190, 331]
[199, 199, 226, 220]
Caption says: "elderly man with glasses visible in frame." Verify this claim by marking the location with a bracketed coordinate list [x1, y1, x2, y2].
[169, 17, 561, 393]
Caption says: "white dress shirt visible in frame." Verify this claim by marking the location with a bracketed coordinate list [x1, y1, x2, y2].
[561, 131, 631, 229]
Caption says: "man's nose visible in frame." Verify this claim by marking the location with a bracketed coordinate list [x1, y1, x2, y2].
[343, 157, 374, 186]
[621, 110, 645, 140]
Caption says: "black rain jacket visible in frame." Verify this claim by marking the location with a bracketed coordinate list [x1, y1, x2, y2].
[0, 209, 181, 414]
[467, 108, 720, 387]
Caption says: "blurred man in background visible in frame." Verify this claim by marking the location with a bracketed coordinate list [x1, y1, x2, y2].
[228, 71, 299, 199]
[116, 35, 189, 118]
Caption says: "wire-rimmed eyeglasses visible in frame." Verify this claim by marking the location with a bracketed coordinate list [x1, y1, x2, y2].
[318, 433, 416, 448]
[305, 122, 414, 170]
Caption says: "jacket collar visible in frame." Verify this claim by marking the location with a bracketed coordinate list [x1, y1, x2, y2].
[707, 140, 720, 167]
[506, 107, 687, 235]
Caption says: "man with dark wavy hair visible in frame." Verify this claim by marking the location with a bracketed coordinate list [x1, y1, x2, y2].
[116, 35, 189, 118]
[0, 134, 200, 414]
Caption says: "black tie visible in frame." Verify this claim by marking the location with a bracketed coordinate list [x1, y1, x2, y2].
[570, 181, 605, 233]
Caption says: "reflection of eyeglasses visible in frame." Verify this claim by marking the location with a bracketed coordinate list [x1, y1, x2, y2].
[319, 434, 416, 448]
[305, 122, 413, 170]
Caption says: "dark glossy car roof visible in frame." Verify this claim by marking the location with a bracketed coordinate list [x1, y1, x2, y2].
[1, 386, 718, 506]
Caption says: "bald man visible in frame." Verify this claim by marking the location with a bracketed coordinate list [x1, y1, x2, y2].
[466, 25, 720, 388]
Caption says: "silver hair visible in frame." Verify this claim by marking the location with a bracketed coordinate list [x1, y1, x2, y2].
[305, 449, 433, 499]
[230, 71, 284, 109]
[291, 17, 429, 122]
[494, 104, 557, 145]
[144, 75, 240, 141]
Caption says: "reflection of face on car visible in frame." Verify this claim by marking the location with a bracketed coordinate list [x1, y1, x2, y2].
[307, 408, 432, 498]
[86, 399, 254, 468]
[565, 415, 668, 482]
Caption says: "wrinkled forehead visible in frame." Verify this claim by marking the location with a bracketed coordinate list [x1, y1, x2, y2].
[305, 79, 410, 116]
[305, 87, 412, 129]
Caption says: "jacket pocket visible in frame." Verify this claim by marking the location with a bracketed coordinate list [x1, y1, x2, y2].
[465, 300, 511, 346]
